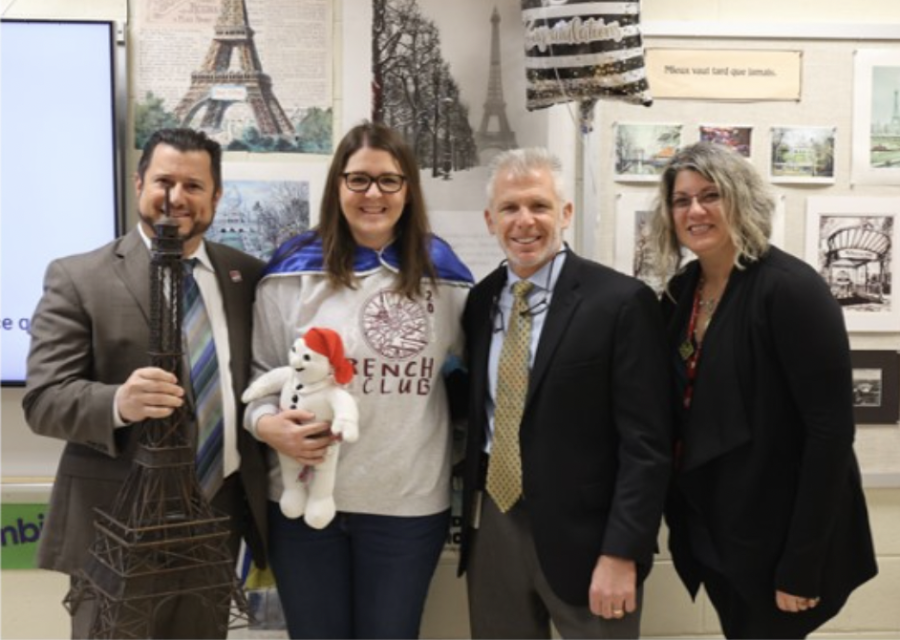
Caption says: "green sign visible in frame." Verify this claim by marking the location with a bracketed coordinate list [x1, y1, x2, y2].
[1, 503, 46, 569]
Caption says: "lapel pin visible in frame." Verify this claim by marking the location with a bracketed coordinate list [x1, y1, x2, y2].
[229, 270, 243, 283]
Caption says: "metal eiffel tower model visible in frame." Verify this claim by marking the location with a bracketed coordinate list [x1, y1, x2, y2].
[64, 208, 250, 638]
[174, 0, 292, 135]
[475, 6, 518, 160]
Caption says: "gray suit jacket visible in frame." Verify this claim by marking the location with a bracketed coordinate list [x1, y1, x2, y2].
[23, 227, 268, 575]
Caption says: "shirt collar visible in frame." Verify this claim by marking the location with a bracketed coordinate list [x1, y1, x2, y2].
[504, 245, 568, 294]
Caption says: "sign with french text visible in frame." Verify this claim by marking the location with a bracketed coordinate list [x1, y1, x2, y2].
[645, 49, 801, 101]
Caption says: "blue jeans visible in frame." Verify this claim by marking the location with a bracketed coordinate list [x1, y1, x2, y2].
[268, 501, 450, 639]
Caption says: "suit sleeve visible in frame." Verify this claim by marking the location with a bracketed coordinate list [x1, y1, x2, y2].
[602, 284, 674, 567]
[770, 270, 856, 597]
[244, 276, 295, 435]
[22, 259, 120, 456]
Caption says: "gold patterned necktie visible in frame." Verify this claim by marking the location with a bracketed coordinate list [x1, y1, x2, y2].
[487, 279, 535, 513]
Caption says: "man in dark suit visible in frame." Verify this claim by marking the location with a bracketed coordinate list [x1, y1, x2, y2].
[23, 128, 268, 638]
[458, 147, 673, 638]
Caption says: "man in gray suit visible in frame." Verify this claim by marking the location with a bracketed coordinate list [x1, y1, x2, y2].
[23, 128, 269, 638]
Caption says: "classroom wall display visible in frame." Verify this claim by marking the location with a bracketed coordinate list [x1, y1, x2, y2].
[133, 0, 334, 154]
[769, 125, 836, 184]
[850, 350, 900, 425]
[852, 49, 900, 185]
[613, 122, 682, 181]
[805, 197, 899, 332]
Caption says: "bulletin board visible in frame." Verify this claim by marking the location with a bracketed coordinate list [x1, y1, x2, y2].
[580, 23, 900, 485]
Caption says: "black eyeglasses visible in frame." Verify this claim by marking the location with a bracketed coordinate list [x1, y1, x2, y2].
[342, 172, 407, 194]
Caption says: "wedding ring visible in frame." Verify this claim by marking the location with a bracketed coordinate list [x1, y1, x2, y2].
[612, 609, 625, 618]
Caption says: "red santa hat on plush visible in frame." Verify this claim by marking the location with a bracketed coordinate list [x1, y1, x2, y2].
[303, 327, 354, 385]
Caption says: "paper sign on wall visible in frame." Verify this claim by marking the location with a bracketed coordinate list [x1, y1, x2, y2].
[645, 49, 802, 101]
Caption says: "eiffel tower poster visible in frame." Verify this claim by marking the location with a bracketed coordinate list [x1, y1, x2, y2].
[134, 0, 334, 153]
[174, 0, 292, 137]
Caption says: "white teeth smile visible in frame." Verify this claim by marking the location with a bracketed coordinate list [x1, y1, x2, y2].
[689, 224, 712, 234]
[514, 237, 539, 245]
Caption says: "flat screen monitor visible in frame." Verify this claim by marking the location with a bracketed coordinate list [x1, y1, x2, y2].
[1, 19, 121, 385]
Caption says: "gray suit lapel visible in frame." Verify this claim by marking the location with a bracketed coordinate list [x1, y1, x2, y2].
[113, 228, 152, 324]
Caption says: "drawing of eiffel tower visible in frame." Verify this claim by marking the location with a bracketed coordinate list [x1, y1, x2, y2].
[475, 6, 518, 162]
[174, 0, 293, 136]
[64, 214, 250, 638]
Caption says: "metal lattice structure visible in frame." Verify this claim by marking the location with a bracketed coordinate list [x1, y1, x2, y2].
[65, 216, 249, 638]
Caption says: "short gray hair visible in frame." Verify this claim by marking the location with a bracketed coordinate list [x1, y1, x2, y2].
[649, 141, 774, 280]
[485, 147, 567, 206]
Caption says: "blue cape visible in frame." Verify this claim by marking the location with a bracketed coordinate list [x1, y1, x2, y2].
[263, 230, 474, 285]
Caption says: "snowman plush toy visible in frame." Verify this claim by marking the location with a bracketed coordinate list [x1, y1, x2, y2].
[242, 327, 359, 529]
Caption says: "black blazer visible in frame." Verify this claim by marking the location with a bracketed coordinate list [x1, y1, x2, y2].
[458, 251, 673, 606]
[24, 229, 269, 574]
[661, 247, 877, 613]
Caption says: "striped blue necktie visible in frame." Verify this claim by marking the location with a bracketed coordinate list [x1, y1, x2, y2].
[183, 258, 224, 498]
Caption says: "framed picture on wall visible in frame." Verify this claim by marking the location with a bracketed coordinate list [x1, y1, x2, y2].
[614, 192, 665, 293]
[852, 49, 900, 185]
[805, 196, 900, 332]
[769, 125, 836, 184]
[613, 123, 683, 182]
[699, 125, 753, 158]
[851, 350, 900, 424]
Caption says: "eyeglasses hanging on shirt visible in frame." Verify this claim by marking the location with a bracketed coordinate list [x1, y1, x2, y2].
[491, 248, 566, 334]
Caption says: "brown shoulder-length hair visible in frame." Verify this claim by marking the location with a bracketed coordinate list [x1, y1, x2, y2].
[317, 121, 436, 297]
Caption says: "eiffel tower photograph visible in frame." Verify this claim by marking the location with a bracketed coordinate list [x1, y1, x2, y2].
[370, 0, 547, 217]
[373, 1, 547, 171]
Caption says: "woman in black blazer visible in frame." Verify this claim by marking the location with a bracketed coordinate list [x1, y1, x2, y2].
[649, 142, 877, 639]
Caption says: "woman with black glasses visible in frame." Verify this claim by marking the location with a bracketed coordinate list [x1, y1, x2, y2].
[244, 121, 473, 638]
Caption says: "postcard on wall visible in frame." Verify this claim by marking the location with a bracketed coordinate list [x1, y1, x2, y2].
[645, 49, 801, 101]
[210, 162, 329, 261]
[613, 123, 682, 182]
[615, 192, 662, 292]
[852, 49, 900, 186]
[133, 0, 334, 154]
[699, 125, 753, 158]
[769, 126, 836, 184]
[851, 350, 900, 425]
[804, 197, 900, 332]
